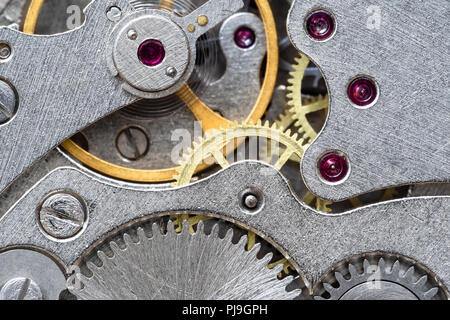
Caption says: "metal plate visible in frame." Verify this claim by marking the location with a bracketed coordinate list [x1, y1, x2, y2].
[287, 0, 450, 201]
[1, 161, 448, 293]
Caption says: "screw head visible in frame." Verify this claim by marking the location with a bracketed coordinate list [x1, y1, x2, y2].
[347, 77, 378, 107]
[106, 6, 122, 22]
[318, 152, 349, 183]
[127, 29, 137, 40]
[138, 39, 166, 67]
[0, 42, 11, 60]
[234, 26, 256, 49]
[305, 10, 335, 41]
[0, 79, 18, 124]
[239, 188, 264, 215]
[115, 125, 150, 161]
[37, 191, 87, 240]
[0, 278, 42, 300]
[187, 24, 195, 33]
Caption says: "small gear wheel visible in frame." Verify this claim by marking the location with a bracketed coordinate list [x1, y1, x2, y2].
[173, 120, 306, 186]
[314, 252, 447, 300]
[286, 54, 329, 145]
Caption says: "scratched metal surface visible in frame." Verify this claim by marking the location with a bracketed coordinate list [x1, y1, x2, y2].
[287, 0, 450, 201]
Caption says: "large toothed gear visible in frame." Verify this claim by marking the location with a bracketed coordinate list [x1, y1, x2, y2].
[315, 253, 446, 300]
[71, 221, 299, 300]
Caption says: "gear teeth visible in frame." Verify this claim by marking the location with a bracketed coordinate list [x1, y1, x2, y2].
[348, 263, 358, 277]
[178, 219, 189, 236]
[210, 222, 220, 238]
[363, 259, 371, 273]
[137, 227, 146, 243]
[109, 241, 121, 254]
[323, 282, 335, 293]
[291, 133, 298, 141]
[334, 271, 346, 284]
[415, 275, 428, 288]
[391, 260, 400, 276]
[123, 233, 134, 246]
[196, 220, 205, 235]
[248, 241, 262, 256]
[271, 121, 280, 130]
[74, 217, 300, 300]
[234, 233, 249, 252]
[378, 257, 387, 272]
[316, 254, 444, 300]
[259, 251, 274, 266]
[96, 250, 109, 264]
[271, 261, 284, 275]
[173, 120, 306, 188]
[152, 221, 162, 238]
[86, 260, 100, 273]
[224, 226, 234, 242]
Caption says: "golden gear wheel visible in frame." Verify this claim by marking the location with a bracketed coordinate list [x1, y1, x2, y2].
[23, 0, 279, 184]
[172, 121, 306, 278]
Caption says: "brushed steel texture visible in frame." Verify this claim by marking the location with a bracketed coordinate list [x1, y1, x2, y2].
[71, 221, 299, 300]
[0, 0, 244, 194]
[0, 161, 448, 295]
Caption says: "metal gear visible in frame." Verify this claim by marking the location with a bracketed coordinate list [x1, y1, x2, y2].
[24, 0, 279, 184]
[314, 252, 446, 300]
[70, 220, 300, 300]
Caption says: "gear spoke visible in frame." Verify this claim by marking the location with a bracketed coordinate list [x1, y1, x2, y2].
[298, 99, 328, 115]
[211, 148, 230, 168]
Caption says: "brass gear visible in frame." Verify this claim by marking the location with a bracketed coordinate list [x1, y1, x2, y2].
[173, 120, 306, 186]
[283, 55, 401, 212]
[24, 0, 279, 183]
